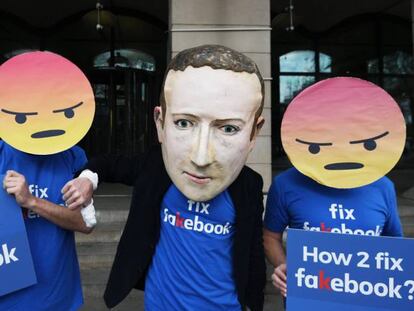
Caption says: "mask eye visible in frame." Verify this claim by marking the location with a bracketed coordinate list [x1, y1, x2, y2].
[296, 138, 332, 154]
[220, 125, 240, 135]
[15, 114, 27, 124]
[363, 140, 376, 151]
[308, 144, 320, 154]
[350, 131, 388, 151]
[1, 109, 37, 124]
[53, 102, 83, 118]
[174, 119, 193, 129]
[64, 109, 75, 119]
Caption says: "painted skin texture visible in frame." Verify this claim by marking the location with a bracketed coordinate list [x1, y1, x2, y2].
[281, 77, 406, 189]
[0, 51, 95, 155]
[155, 66, 264, 201]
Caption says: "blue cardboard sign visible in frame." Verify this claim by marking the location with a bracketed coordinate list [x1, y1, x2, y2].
[0, 176, 37, 296]
[287, 229, 414, 311]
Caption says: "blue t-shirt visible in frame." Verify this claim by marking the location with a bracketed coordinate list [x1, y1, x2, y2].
[145, 184, 241, 311]
[0, 141, 86, 311]
[264, 168, 402, 237]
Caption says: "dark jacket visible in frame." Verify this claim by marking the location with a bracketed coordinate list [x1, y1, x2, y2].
[86, 146, 266, 311]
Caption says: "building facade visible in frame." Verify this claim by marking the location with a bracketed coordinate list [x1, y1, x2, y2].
[0, 1, 413, 310]
[1, 0, 412, 192]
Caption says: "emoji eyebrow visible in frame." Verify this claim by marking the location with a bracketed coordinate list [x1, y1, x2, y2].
[52, 101, 83, 113]
[349, 131, 389, 144]
[1, 108, 38, 116]
[295, 138, 333, 146]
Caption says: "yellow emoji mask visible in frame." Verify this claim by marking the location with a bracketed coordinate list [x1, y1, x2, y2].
[281, 77, 406, 189]
[0, 51, 95, 155]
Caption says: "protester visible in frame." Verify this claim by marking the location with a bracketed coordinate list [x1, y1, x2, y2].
[63, 45, 267, 311]
[263, 77, 405, 298]
[0, 51, 96, 310]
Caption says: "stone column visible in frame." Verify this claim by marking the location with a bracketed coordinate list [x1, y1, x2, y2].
[169, 0, 272, 190]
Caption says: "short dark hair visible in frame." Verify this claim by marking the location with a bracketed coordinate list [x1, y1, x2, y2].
[160, 45, 265, 136]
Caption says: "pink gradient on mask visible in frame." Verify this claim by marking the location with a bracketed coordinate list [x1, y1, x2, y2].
[0, 51, 92, 109]
[282, 77, 403, 143]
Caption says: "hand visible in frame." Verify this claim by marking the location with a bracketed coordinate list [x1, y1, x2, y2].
[272, 263, 287, 297]
[62, 177, 93, 210]
[3, 170, 35, 208]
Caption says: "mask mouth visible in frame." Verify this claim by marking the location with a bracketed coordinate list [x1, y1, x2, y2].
[31, 129, 66, 138]
[183, 171, 211, 185]
[324, 162, 364, 170]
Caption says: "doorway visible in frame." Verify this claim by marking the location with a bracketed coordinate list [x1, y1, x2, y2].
[83, 67, 158, 157]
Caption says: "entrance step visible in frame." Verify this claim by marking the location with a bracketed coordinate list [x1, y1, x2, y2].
[77, 185, 132, 310]
[80, 266, 145, 310]
[76, 222, 125, 244]
[79, 290, 144, 311]
[77, 242, 118, 268]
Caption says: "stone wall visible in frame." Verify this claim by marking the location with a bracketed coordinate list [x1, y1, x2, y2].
[169, 0, 272, 190]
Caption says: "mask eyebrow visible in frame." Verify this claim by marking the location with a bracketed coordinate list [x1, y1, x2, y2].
[171, 113, 198, 119]
[295, 138, 333, 146]
[349, 131, 389, 144]
[52, 101, 83, 113]
[1, 108, 38, 116]
[214, 119, 246, 125]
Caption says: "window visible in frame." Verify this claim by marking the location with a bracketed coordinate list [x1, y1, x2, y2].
[93, 49, 155, 71]
[272, 14, 414, 167]
[4, 49, 39, 60]
[279, 51, 332, 105]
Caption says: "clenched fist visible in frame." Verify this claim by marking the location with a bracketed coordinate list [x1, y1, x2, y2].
[3, 170, 35, 208]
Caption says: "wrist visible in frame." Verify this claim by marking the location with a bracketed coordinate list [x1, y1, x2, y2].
[22, 195, 38, 210]
[79, 170, 98, 190]
[81, 199, 97, 228]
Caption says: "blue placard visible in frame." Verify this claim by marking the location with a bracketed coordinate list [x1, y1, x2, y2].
[0, 175, 37, 296]
[287, 229, 414, 311]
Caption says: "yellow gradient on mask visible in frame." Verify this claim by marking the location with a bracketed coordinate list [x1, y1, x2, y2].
[0, 51, 95, 155]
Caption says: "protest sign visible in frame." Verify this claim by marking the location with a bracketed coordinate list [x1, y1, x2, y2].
[0, 176, 37, 296]
[287, 228, 414, 311]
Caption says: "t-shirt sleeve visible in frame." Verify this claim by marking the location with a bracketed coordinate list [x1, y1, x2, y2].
[382, 180, 403, 237]
[264, 176, 289, 233]
[70, 146, 88, 174]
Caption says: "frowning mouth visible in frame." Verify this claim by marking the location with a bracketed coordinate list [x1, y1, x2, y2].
[184, 172, 211, 185]
[31, 129, 65, 138]
[324, 162, 364, 170]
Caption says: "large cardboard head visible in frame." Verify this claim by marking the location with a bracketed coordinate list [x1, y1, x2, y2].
[0, 51, 95, 155]
[155, 45, 265, 201]
[281, 77, 406, 188]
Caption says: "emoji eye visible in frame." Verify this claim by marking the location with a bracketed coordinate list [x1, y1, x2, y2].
[175, 119, 193, 129]
[295, 138, 332, 154]
[220, 125, 239, 135]
[63, 109, 75, 119]
[53, 101, 83, 118]
[1, 109, 37, 124]
[308, 144, 320, 154]
[15, 114, 27, 124]
[363, 140, 376, 151]
[350, 131, 388, 151]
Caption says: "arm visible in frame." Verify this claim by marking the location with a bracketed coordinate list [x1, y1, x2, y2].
[382, 179, 403, 237]
[263, 175, 288, 296]
[263, 229, 287, 296]
[62, 149, 154, 209]
[3, 170, 92, 234]
[263, 229, 285, 267]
